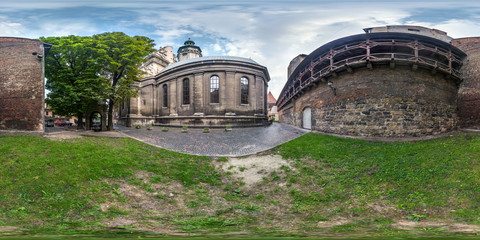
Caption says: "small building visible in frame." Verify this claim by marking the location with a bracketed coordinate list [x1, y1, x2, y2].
[267, 91, 278, 120]
[0, 37, 51, 132]
[44, 103, 77, 127]
[118, 39, 271, 127]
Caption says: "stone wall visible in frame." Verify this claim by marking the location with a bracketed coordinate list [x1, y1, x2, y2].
[0, 38, 44, 131]
[279, 66, 458, 137]
[452, 38, 480, 128]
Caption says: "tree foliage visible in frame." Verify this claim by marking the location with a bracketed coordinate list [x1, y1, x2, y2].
[92, 32, 155, 130]
[41, 35, 107, 126]
[42, 33, 155, 130]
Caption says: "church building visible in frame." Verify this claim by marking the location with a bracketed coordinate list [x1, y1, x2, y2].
[118, 39, 270, 127]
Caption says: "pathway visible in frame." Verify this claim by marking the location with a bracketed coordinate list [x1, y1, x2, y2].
[116, 123, 309, 157]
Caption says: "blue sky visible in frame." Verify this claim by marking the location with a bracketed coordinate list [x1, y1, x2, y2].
[2, 0, 480, 98]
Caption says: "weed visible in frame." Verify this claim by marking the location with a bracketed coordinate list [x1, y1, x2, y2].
[407, 214, 428, 222]
[254, 194, 264, 200]
[173, 217, 237, 231]
[187, 201, 200, 208]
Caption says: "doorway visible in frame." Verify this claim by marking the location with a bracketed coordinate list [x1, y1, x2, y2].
[90, 112, 102, 131]
[303, 107, 312, 130]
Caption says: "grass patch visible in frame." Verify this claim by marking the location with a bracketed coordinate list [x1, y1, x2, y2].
[275, 133, 480, 222]
[0, 134, 221, 229]
[2, 132, 480, 236]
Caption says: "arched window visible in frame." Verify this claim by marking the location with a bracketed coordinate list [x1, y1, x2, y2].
[163, 84, 168, 107]
[210, 75, 219, 103]
[183, 78, 190, 105]
[240, 76, 249, 104]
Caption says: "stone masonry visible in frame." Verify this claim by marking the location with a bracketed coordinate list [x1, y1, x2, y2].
[280, 66, 458, 137]
[0, 37, 47, 131]
[452, 37, 480, 128]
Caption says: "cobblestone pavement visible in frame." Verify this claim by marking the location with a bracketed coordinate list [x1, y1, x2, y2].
[116, 123, 309, 157]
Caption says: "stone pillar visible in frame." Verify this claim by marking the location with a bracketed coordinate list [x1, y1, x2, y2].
[219, 71, 227, 108]
[129, 95, 139, 116]
[225, 71, 236, 112]
[152, 84, 156, 116]
[137, 95, 142, 116]
[169, 79, 177, 116]
[252, 75, 259, 114]
[193, 73, 204, 114]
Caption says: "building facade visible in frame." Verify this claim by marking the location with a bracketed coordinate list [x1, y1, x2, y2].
[118, 39, 270, 127]
[277, 25, 479, 137]
[0, 37, 51, 132]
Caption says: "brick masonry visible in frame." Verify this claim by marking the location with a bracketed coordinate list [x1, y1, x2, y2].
[452, 38, 480, 128]
[0, 37, 44, 131]
[279, 66, 458, 137]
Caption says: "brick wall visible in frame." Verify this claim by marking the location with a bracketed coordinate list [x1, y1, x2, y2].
[0, 37, 44, 131]
[279, 66, 458, 137]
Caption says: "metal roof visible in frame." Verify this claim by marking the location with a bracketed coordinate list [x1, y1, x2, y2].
[161, 56, 260, 72]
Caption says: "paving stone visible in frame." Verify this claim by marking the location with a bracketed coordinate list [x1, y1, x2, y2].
[115, 123, 309, 157]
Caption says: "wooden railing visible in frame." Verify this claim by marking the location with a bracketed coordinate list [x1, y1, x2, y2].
[277, 37, 464, 110]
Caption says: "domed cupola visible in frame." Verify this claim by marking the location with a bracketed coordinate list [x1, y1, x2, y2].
[177, 38, 202, 62]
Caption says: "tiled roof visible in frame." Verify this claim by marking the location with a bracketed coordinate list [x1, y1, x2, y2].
[267, 91, 277, 104]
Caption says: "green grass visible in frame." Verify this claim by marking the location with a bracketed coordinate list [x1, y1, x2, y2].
[0, 135, 221, 229]
[276, 133, 480, 222]
[2, 132, 480, 236]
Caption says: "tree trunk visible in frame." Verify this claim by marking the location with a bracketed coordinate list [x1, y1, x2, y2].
[77, 112, 84, 130]
[107, 99, 114, 131]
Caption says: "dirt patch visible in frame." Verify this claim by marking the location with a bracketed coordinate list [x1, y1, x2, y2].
[317, 218, 350, 228]
[44, 131, 83, 140]
[0, 226, 23, 232]
[221, 154, 292, 187]
[392, 220, 480, 233]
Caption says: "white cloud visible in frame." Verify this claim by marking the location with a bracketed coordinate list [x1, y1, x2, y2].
[406, 19, 480, 38]
[3, 1, 480, 98]
[0, 16, 25, 36]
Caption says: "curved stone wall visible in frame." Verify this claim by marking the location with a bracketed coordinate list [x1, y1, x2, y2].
[452, 37, 480, 128]
[277, 31, 466, 137]
[279, 66, 458, 137]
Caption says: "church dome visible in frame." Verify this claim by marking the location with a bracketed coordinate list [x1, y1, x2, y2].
[177, 38, 202, 61]
[184, 38, 195, 46]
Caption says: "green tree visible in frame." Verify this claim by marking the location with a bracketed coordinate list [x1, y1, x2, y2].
[92, 32, 155, 130]
[41, 35, 107, 129]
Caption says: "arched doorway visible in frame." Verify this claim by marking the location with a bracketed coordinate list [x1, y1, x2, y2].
[303, 107, 312, 130]
[90, 112, 102, 131]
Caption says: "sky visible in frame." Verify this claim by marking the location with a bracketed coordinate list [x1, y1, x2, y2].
[2, 0, 480, 99]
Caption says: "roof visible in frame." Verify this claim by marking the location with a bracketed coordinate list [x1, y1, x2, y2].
[267, 91, 277, 103]
[161, 56, 260, 72]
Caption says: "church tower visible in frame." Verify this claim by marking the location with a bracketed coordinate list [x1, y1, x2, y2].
[177, 38, 202, 62]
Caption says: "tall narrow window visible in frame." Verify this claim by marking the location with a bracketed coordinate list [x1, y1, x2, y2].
[163, 84, 168, 107]
[183, 78, 190, 104]
[210, 75, 219, 103]
[240, 76, 249, 104]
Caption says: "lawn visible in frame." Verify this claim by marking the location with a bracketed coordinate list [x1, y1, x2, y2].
[1, 132, 480, 237]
